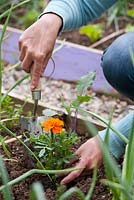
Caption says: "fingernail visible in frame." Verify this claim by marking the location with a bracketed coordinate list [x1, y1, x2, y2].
[60, 181, 65, 185]
[31, 84, 35, 90]
[60, 180, 66, 185]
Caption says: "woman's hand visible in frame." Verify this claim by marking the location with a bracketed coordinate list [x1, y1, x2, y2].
[19, 13, 62, 90]
[61, 136, 103, 184]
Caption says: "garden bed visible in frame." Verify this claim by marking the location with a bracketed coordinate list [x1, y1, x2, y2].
[0, 134, 113, 200]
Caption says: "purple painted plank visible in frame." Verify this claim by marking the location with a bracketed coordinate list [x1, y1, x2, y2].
[1, 26, 115, 93]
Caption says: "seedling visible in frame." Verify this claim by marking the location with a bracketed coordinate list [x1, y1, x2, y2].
[79, 24, 103, 43]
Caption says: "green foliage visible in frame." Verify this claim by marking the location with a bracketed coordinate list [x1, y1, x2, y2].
[20, 9, 40, 28]
[0, 136, 11, 158]
[1, 96, 22, 129]
[121, 116, 134, 199]
[62, 72, 95, 116]
[77, 72, 96, 95]
[62, 71, 96, 138]
[0, 4, 12, 98]
[28, 128, 79, 170]
[107, 0, 129, 28]
[0, 0, 45, 29]
[23, 72, 95, 173]
[0, 156, 13, 200]
[127, 9, 134, 18]
[0, 0, 30, 21]
[79, 24, 103, 43]
[72, 95, 91, 108]
[0, 0, 30, 131]
[1, 123, 45, 171]
[0, 164, 97, 200]
[30, 182, 47, 200]
[25, 72, 95, 172]
[125, 24, 134, 32]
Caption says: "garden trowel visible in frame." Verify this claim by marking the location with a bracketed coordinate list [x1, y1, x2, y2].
[20, 73, 46, 135]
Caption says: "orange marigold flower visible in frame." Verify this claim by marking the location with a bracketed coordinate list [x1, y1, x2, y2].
[41, 117, 64, 134]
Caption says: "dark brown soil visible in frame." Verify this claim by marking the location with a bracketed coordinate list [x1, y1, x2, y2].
[0, 134, 113, 200]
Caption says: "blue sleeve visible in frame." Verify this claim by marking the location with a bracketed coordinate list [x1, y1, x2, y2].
[98, 112, 134, 158]
[42, 0, 117, 32]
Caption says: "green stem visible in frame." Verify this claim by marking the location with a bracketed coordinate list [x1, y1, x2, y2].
[0, 74, 29, 103]
[85, 166, 97, 200]
[0, 156, 13, 199]
[50, 129, 54, 165]
[50, 129, 53, 141]
[0, 168, 79, 191]
[0, 5, 12, 122]
[0, 0, 30, 20]
[59, 187, 85, 200]
[0, 117, 18, 123]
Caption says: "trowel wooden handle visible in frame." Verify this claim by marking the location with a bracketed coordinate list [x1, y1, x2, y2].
[32, 79, 41, 92]
[31, 64, 41, 100]
[31, 64, 41, 91]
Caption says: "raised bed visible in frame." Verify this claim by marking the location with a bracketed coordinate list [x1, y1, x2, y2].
[0, 128, 113, 200]
[0, 92, 112, 200]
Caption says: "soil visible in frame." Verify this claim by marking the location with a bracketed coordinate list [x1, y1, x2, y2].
[0, 134, 113, 200]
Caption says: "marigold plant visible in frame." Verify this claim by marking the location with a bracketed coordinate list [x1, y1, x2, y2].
[28, 116, 78, 170]
[27, 73, 95, 173]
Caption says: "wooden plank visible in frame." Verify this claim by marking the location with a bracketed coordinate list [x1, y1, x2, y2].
[0, 25, 116, 94]
[2, 90, 104, 136]
[0, 135, 22, 146]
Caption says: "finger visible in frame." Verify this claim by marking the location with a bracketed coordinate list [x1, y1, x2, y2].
[56, 155, 80, 178]
[60, 159, 86, 185]
[21, 52, 33, 73]
[56, 156, 80, 178]
[18, 36, 23, 51]
[68, 147, 82, 165]
[30, 55, 49, 90]
[19, 44, 27, 61]
[69, 154, 80, 165]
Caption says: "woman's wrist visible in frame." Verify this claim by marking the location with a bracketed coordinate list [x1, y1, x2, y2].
[39, 13, 63, 34]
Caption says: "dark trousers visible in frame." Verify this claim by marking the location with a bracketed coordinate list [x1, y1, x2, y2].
[101, 32, 134, 100]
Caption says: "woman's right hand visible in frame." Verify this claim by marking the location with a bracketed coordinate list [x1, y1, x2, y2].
[18, 13, 62, 90]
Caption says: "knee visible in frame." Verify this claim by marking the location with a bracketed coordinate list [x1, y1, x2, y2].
[102, 32, 134, 69]
[101, 32, 134, 100]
